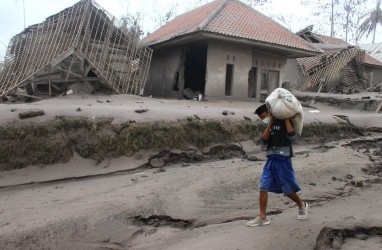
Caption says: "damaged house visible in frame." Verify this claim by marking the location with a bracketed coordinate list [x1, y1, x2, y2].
[283, 26, 382, 93]
[142, 0, 320, 101]
[359, 42, 382, 90]
[0, 0, 152, 98]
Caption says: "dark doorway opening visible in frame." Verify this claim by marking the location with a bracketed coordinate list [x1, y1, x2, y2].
[248, 67, 257, 98]
[184, 42, 207, 94]
[225, 64, 234, 96]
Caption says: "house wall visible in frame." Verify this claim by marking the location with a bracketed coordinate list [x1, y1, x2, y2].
[205, 41, 252, 100]
[145, 40, 288, 101]
[281, 59, 302, 89]
[205, 40, 286, 101]
[143, 47, 182, 98]
[364, 66, 382, 89]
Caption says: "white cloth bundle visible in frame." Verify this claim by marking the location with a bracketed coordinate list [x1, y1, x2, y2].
[265, 88, 304, 135]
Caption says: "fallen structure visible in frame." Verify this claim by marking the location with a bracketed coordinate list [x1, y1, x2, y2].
[295, 26, 368, 93]
[0, 0, 152, 98]
[297, 44, 367, 93]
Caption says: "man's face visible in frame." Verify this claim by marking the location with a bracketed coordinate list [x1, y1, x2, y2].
[258, 111, 269, 121]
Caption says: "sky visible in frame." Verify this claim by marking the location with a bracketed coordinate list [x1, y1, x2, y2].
[0, 0, 381, 60]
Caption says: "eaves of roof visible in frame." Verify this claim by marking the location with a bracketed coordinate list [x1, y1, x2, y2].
[150, 30, 322, 58]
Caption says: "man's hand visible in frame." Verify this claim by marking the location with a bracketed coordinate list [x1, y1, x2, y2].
[285, 118, 295, 134]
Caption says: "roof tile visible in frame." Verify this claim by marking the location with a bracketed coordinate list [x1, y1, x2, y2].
[143, 0, 319, 53]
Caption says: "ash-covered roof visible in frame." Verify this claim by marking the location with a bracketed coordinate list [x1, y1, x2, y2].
[143, 0, 320, 56]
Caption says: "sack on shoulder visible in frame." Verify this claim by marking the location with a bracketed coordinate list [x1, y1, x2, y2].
[265, 88, 303, 135]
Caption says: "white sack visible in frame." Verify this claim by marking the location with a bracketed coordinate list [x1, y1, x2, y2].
[265, 88, 304, 135]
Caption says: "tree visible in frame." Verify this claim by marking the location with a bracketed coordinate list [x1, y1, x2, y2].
[341, 0, 368, 43]
[358, 0, 382, 43]
[151, 0, 176, 29]
[121, 12, 144, 40]
[300, 0, 368, 43]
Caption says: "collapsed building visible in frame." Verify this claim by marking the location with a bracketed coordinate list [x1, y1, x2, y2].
[283, 26, 382, 94]
[0, 0, 152, 98]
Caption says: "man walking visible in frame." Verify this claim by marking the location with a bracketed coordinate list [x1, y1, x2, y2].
[247, 104, 308, 227]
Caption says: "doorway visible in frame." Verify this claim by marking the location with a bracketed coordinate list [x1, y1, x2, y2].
[248, 67, 257, 98]
[184, 42, 207, 94]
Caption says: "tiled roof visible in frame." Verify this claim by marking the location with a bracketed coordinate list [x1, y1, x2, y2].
[143, 0, 320, 54]
[358, 42, 382, 63]
[316, 35, 347, 45]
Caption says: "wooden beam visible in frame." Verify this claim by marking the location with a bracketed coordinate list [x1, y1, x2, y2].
[55, 66, 82, 78]
[50, 47, 75, 67]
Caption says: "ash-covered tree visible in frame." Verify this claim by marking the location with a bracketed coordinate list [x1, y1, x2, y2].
[301, 0, 368, 43]
[121, 12, 144, 40]
[152, 0, 176, 29]
[358, 0, 382, 43]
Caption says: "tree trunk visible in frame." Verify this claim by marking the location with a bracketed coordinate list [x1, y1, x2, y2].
[331, 0, 335, 36]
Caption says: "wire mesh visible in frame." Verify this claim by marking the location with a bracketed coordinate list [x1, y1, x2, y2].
[0, 0, 152, 96]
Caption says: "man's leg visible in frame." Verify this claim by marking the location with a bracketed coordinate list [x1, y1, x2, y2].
[287, 192, 304, 208]
[287, 192, 308, 220]
[259, 191, 268, 219]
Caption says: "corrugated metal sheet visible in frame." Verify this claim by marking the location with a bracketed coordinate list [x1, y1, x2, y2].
[358, 42, 382, 62]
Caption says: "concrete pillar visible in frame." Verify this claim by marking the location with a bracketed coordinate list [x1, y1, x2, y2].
[369, 72, 374, 88]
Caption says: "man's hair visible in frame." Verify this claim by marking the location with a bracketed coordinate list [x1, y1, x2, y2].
[255, 104, 268, 116]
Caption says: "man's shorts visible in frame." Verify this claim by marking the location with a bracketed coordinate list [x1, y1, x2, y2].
[259, 154, 301, 195]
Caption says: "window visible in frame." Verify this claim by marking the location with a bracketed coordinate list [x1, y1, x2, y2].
[225, 64, 234, 96]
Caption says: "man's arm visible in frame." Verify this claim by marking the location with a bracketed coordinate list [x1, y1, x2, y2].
[285, 118, 297, 142]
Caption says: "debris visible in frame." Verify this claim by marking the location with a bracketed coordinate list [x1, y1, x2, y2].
[181, 163, 191, 167]
[19, 109, 45, 119]
[193, 114, 201, 120]
[345, 174, 353, 179]
[222, 110, 228, 115]
[0, 0, 152, 98]
[296, 26, 369, 93]
[150, 157, 165, 168]
[355, 181, 364, 187]
[135, 109, 149, 113]
[76, 108, 82, 112]
[246, 155, 258, 161]
[183, 88, 195, 99]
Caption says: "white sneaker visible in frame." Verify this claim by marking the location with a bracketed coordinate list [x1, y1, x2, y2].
[297, 202, 308, 220]
[246, 217, 270, 227]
